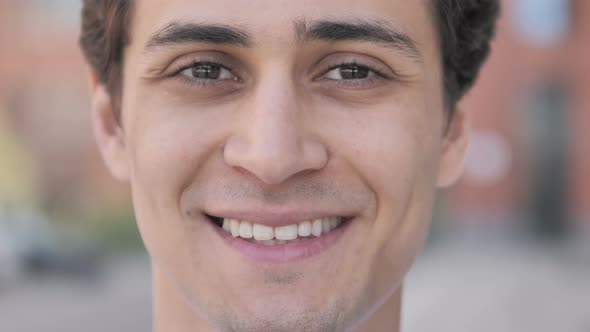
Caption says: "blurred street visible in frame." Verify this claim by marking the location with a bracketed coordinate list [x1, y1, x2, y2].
[0, 255, 152, 332]
[403, 231, 590, 332]
[1, 232, 589, 332]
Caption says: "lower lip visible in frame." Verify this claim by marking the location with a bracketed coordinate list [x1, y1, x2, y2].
[211, 218, 352, 263]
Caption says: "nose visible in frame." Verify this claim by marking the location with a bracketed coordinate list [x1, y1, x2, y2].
[223, 72, 328, 184]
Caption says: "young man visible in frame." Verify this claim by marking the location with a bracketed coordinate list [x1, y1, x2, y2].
[80, 0, 499, 331]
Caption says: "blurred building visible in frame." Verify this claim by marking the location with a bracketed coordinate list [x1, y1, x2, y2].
[452, 0, 590, 233]
[0, 1, 588, 232]
[0, 109, 38, 207]
[0, 1, 129, 218]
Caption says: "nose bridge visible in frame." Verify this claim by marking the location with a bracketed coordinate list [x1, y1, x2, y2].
[253, 68, 300, 145]
[223, 66, 327, 184]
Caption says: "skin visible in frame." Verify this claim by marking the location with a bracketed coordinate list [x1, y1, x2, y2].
[89, 0, 469, 331]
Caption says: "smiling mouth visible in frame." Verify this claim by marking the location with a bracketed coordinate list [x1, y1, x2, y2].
[206, 215, 350, 247]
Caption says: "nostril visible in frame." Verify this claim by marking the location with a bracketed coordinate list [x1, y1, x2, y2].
[223, 129, 329, 185]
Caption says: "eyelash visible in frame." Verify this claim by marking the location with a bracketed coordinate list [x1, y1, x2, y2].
[321, 61, 392, 89]
[171, 60, 392, 89]
[172, 61, 238, 88]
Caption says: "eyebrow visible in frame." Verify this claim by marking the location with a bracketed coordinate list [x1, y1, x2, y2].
[146, 21, 254, 49]
[295, 18, 421, 61]
[144, 18, 421, 61]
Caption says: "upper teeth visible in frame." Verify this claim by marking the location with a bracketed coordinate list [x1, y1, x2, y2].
[221, 217, 343, 241]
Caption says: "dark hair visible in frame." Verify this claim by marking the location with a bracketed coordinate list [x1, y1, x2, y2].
[432, 0, 500, 109]
[79, 0, 499, 118]
[79, 0, 133, 112]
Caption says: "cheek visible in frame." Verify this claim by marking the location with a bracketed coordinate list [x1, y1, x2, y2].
[345, 108, 440, 261]
[122, 97, 232, 258]
[319, 100, 441, 209]
[317, 98, 442, 291]
[364, 110, 441, 279]
[125, 87, 236, 196]
[131, 120, 203, 202]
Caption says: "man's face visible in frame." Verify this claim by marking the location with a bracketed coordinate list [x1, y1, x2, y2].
[92, 0, 467, 330]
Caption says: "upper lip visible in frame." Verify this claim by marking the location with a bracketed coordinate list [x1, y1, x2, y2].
[204, 209, 355, 227]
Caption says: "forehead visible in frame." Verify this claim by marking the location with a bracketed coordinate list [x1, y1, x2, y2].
[129, 0, 437, 52]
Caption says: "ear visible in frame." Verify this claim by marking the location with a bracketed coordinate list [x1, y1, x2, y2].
[89, 71, 130, 182]
[436, 106, 470, 188]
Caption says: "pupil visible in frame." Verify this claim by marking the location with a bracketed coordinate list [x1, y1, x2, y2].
[192, 64, 221, 79]
[340, 65, 369, 79]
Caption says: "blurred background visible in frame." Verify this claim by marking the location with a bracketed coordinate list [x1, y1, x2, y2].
[0, 0, 588, 331]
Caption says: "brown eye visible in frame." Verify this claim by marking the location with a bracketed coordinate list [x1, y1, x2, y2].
[180, 62, 236, 81]
[192, 64, 221, 79]
[339, 64, 370, 79]
[325, 64, 374, 80]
